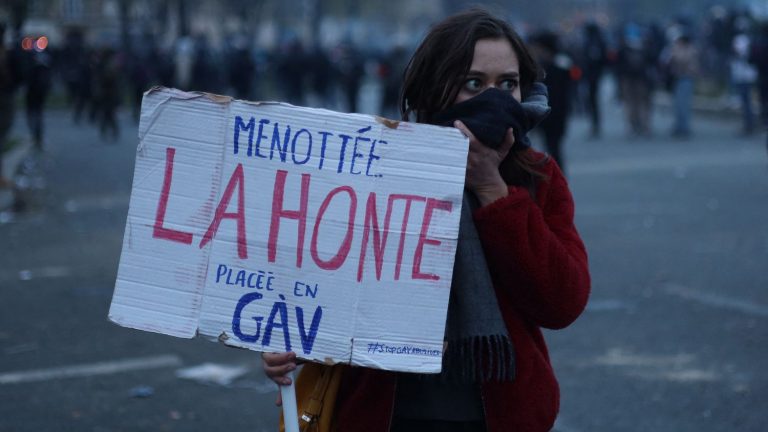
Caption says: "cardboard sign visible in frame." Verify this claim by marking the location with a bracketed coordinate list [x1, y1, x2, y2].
[109, 88, 468, 373]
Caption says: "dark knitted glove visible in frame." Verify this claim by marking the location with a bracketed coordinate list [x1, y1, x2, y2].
[430, 82, 551, 149]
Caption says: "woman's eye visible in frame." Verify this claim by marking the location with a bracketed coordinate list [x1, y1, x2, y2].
[499, 79, 519, 91]
[464, 78, 482, 91]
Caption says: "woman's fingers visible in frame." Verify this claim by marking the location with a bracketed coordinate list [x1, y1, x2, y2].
[262, 351, 297, 386]
[262, 351, 296, 367]
[275, 391, 283, 407]
[453, 120, 477, 143]
[454, 120, 486, 168]
[453, 121, 511, 205]
[499, 127, 516, 159]
[454, 120, 515, 158]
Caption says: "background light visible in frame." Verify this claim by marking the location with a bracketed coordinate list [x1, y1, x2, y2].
[35, 36, 49, 51]
[21, 37, 33, 51]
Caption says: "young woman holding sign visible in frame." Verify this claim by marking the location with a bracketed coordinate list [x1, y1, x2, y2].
[263, 8, 590, 432]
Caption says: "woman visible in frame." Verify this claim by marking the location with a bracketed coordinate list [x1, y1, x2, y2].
[264, 9, 590, 432]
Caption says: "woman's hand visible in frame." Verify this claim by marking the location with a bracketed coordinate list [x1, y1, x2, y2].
[262, 351, 299, 406]
[454, 120, 514, 206]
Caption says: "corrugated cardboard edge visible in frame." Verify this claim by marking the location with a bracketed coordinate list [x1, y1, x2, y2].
[215, 330, 346, 366]
[375, 116, 401, 129]
[144, 86, 307, 107]
[145, 86, 233, 103]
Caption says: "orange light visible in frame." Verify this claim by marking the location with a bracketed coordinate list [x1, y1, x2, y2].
[21, 37, 33, 51]
[35, 36, 48, 51]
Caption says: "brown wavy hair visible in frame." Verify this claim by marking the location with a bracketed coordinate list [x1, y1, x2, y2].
[400, 8, 548, 190]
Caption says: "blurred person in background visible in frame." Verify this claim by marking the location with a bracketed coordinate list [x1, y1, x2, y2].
[308, 44, 334, 108]
[24, 40, 52, 152]
[127, 47, 153, 123]
[616, 22, 656, 138]
[276, 37, 308, 106]
[227, 35, 256, 100]
[263, 8, 590, 432]
[174, 36, 194, 90]
[149, 45, 175, 88]
[0, 22, 22, 189]
[333, 41, 365, 113]
[529, 30, 574, 174]
[580, 21, 608, 138]
[378, 44, 409, 118]
[750, 22, 768, 131]
[93, 47, 121, 142]
[86, 49, 102, 125]
[72, 48, 93, 125]
[190, 34, 220, 94]
[730, 31, 758, 136]
[705, 6, 735, 91]
[60, 29, 93, 125]
[662, 33, 699, 138]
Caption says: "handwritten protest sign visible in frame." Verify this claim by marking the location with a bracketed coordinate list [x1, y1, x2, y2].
[109, 88, 468, 373]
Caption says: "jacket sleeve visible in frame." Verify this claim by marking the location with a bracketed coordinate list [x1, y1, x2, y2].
[472, 161, 590, 329]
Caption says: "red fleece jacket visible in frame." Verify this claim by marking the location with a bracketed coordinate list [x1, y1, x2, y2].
[333, 153, 591, 432]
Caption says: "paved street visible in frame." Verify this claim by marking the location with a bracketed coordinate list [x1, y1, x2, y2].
[551, 103, 767, 431]
[1, 87, 766, 431]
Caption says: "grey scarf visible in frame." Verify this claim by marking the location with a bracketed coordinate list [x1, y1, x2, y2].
[440, 192, 515, 382]
[439, 83, 552, 382]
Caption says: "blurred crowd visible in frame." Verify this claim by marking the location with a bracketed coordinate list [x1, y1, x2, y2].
[531, 7, 768, 141]
[1, 5, 768, 184]
[526, 6, 768, 170]
[594, 6, 768, 139]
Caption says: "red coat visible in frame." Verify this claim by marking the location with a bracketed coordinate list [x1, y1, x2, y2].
[333, 153, 590, 432]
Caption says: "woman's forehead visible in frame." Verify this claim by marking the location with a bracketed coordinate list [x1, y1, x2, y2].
[469, 38, 520, 72]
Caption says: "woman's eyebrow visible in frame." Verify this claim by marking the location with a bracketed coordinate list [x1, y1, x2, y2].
[465, 70, 487, 77]
[465, 70, 520, 78]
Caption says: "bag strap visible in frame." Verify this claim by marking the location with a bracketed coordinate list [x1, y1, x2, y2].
[299, 366, 334, 430]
